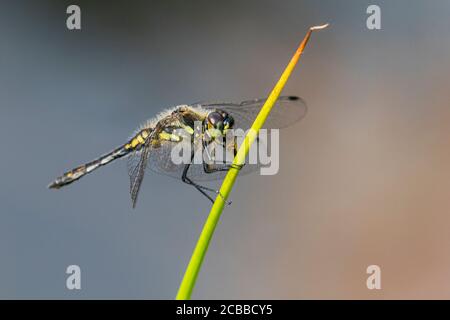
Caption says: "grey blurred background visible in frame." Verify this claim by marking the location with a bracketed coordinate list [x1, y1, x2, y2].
[1, 0, 450, 299]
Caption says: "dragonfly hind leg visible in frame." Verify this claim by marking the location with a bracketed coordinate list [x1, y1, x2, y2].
[181, 163, 231, 205]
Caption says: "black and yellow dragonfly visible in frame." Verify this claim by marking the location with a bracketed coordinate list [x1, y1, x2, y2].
[48, 96, 306, 207]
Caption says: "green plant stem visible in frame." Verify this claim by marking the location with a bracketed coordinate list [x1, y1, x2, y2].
[176, 24, 329, 300]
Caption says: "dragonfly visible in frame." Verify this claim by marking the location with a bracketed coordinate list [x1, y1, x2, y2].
[48, 96, 307, 208]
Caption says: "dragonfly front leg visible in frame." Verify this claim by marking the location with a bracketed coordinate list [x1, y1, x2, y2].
[202, 136, 245, 174]
[203, 162, 244, 174]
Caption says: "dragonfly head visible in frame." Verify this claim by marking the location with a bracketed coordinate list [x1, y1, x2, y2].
[204, 110, 234, 139]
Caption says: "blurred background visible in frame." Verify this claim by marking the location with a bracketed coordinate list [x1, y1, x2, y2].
[1, 0, 450, 299]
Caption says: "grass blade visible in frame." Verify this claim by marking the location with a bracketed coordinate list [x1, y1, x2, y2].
[176, 24, 329, 300]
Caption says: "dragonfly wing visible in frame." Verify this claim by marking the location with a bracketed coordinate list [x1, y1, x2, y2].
[144, 138, 217, 181]
[193, 96, 307, 131]
[145, 138, 264, 182]
[127, 144, 151, 208]
[145, 137, 190, 179]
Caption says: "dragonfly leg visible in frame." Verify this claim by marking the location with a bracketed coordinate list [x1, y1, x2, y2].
[203, 162, 244, 173]
[202, 136, 244, 174]
[181, 163, 231, 205]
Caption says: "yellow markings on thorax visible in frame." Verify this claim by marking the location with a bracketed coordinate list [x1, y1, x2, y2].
[125, 123, 191, 151]
[159, 131, 181, 142]
[184, 126, 194, 135]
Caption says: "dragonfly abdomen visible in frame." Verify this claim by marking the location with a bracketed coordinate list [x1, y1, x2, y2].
[48, 129, 152, 189]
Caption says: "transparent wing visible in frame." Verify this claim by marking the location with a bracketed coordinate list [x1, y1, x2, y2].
[145, 137, 264, 182]
[192, 95, 307, 131]
[127, 140, 264, 189]
[127, 144, 150, 208]
[146, 139, 189, 180]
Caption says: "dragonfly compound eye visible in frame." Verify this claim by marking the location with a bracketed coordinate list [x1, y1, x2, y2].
[207, 112, 224, 129]
[223, 115, 234, 130]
